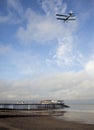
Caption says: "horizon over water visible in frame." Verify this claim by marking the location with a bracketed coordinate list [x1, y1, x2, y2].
[57, 104, 94, 124]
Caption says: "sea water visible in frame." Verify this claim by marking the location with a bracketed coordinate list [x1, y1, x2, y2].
[57, 104, 94, 124]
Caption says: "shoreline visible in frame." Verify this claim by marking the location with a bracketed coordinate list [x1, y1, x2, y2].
[0, 110, 94, 130]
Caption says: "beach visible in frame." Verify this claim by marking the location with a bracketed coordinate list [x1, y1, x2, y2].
[0, 110, 94, 130]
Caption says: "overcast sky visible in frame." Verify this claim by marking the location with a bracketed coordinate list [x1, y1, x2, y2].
[0, 0, 94, 101]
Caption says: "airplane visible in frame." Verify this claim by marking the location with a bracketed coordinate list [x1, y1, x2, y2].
[56, 12, 76, 22]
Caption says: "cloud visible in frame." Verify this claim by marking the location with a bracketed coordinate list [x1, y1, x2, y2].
[7, 0, 23, 15]
[0, 0, 24, 24]
[1, 57, 94, 100]
[52, 36, 84, 67]
[39, 0, 67, 16]
[85, 60, 94, 77]
[16, 0, 77, 47]
[0, 69, 94, 100]
[16, 10, 65, 44]
[16, 0, 67, 44]
[0, 49, 94, 100]
[53, 37, 74, 66]
[17, 17, 61, 44]
[85, 61, 94, 72]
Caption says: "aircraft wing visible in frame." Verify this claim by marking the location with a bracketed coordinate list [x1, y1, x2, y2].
[56, 14, 67, 17]
[56, 18, 66, 20]
[68, 18, 76, 20]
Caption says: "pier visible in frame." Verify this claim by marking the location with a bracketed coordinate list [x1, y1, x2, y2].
[0, 103, 68, 110]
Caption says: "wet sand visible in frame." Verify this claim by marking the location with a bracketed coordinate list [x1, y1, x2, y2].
[0, 110, 94, 130]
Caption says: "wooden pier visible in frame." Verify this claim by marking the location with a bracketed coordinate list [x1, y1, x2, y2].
[0, 103, 68, 110]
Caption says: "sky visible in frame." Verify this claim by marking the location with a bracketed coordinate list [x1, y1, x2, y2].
[0, 0, 94, 101]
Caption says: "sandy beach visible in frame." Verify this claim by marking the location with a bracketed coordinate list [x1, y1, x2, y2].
[0, 110, 94, 130]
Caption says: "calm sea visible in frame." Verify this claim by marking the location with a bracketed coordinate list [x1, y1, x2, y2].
[57, 104, 94, 124]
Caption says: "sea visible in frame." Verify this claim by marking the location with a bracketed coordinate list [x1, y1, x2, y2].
[56, 104, 94, 124]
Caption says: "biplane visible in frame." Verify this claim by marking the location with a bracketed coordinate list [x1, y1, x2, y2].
[56, 12, 76, 22]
